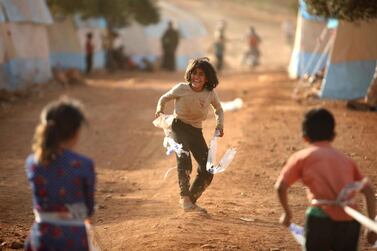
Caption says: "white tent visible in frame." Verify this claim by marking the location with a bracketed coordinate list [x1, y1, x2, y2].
[48, 16, 106, 71]
[0, 0, 52, 90]
[117, 1, 207, 70]
[289, 0, 377, 100]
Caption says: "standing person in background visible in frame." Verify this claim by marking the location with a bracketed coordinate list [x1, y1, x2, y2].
[213, 19, 227, 71]
[155, 57, 224, 213]
[24, 98, 96, 251]
[161, 20, 180, 71]
[213, 36, 225, 72]
[244, 26, 261, 67]
[85, 32, 94, 75]
[281, 19, 294, 46]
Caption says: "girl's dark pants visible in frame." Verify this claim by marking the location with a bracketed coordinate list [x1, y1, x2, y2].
[171, 119, 213, 203]
[305, 215, 360, 251]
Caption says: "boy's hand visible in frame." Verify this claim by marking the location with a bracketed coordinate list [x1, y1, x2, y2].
[366, 229, 377, 245]
[279, 211, 292, 227]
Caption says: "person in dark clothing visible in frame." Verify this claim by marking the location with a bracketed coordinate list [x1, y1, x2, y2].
[161, 21, 180, 71]
[85, 32, 94, 74]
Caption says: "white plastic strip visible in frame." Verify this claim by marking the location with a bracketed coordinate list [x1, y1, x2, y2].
[344, 206, 377, 233]
[289, 223, 305, 246]
[206, 135, 237, 174]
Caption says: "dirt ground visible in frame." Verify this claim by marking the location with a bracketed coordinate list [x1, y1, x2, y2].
[1, 1, 377, 251]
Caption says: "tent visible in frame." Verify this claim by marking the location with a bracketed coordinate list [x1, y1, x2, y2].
[320, 20, 377, 100]
[116, 1, 207, 70]
[0, 0, 52, 90]
[48, 16, 106, 71]
[288, 0, 332, 79]
[289, 0, 377, 100]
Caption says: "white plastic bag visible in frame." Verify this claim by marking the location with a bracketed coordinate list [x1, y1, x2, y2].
[289, 223, 305, 246]
[206, 134, 236, 174]
[153, 114, 174, 136]
[153, 114, 189, 157]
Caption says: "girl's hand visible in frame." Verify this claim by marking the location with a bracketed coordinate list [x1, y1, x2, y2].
[155, 111, 164, 118]
[216, 128, 224, 137]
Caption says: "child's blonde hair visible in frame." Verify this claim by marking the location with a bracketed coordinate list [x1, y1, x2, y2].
[32, 97, 86, 164]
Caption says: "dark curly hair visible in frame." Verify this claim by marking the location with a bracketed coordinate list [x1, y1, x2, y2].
[302, 108, 335, 142]
[184, 57, 219, 91]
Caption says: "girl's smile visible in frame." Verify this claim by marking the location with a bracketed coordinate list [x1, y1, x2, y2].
[190, 68, 207, 91]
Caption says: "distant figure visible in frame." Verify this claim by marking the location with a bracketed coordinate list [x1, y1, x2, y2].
[24, 98, 96, 251]
[161, 21, 180, 71]
[85, 32, 94, 74]
[243, 26, 261, 67]
[213, 36, 225, 71]
[213, 20, 227, 71]
[281, 19, 294, 46]
[214, 19, 227, 41]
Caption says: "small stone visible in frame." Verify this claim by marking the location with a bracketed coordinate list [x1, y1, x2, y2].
[201, 244, 216, 249]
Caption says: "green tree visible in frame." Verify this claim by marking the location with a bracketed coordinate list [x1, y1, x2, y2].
[304, 0, 377, 21]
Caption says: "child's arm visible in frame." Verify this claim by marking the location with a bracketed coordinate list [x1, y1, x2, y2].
[155, 85, 180, 117]
[211, 91, 224, 136]
[275, 180, 292, 227]
[361, 184, 377, 244]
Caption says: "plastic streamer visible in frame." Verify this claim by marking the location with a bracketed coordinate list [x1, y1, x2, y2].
[206, 131, 237, 174]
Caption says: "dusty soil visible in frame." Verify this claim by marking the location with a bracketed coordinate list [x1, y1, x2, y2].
[1, 1, 376, 251]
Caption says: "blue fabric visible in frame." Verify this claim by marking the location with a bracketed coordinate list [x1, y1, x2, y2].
[320, 60, 377, 100]
[3, 58, 51, 90]
[290, 50, 328, 77]
[327, 19, 339, 29]
[50, 51, 105, 71]
[299, 0, 325, 21]
[0, 0, 52, 24]
[24, 150, 95, 251]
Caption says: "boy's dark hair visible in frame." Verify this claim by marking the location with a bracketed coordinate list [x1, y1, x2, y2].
[302, 108, 335, 142]
[33, 98, 86, 164]
[184, 57, 219, 91]
[86, 32, 93, 39]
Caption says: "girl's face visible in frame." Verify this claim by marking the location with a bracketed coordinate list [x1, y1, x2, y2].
[190, 67, 207, 91]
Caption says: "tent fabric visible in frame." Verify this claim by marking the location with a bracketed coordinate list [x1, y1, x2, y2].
[288, 13, 330, 78]
[0, 0, 52, 24]
[299, 0, 325, 21]
[0, 0, 52, 90]
[117, 1, 207, 70]
[320, 20, 377, 100]
[48, 16, 106, 71]
[0, 23, 51, 90]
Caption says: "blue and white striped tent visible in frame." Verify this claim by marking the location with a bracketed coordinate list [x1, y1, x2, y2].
[288, 0, 333, 78]
[48, 16, 106, 71]
[320, 20, 377, 100]
[0, 0, 53, 90]
[116, 1, 207, 70]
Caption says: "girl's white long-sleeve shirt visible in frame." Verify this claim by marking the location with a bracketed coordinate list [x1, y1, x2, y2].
[156, 83, 224, 129]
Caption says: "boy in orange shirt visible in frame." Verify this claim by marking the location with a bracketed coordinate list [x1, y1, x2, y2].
[275, 108, 376, 250]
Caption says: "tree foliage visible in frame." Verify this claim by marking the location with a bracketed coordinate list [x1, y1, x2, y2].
[304, 0, 377, 21]
[46, 0, 160, 28]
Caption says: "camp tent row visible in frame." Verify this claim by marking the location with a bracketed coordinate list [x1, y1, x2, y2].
[0, 0, 105, 90]
[289, 0, 377, 100]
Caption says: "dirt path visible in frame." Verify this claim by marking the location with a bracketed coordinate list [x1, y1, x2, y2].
[1, 1, 377, 251]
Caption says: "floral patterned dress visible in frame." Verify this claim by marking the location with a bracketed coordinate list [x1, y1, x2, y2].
[24, 149, 95, 251]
